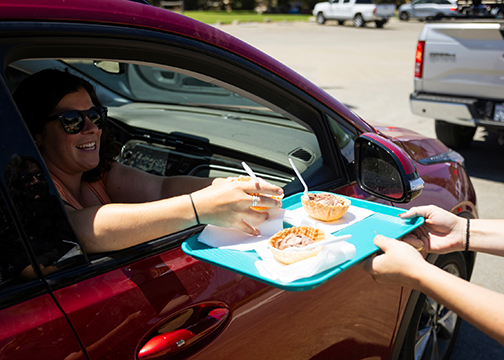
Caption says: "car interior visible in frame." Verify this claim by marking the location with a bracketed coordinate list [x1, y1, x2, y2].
[6, 58, 359, 195]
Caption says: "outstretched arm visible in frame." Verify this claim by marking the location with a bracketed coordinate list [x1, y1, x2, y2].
[400, 205, 504, 256]
[365, 235, 504, 345]
[68, 168, 283, 252]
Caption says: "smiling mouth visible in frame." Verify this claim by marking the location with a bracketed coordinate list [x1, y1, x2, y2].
[76, 142, 97, 150]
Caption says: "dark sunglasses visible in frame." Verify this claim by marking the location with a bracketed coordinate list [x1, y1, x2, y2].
[45, 106, 107, 134]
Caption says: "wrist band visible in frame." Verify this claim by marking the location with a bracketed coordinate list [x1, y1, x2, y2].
[465, 218, 470, 252]
[188, 193, 200, 225]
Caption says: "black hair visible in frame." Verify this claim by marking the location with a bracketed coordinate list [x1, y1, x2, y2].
[12, 68, 120, 182]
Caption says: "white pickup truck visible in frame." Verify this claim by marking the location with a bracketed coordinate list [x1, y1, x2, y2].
[312, 0, 396, 27]
[410, 21, 504, 148]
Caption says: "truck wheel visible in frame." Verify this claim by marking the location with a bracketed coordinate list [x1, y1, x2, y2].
[399, 252, 467, 360]
[435, 120, 476, 149]
[353, 14, 365, 27]
[375, 19, 387, 28]
[316, 12, 326, 25]
[399, 11, 409, 20]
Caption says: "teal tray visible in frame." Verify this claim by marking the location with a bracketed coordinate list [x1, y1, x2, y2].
[181, 192, 424, 291]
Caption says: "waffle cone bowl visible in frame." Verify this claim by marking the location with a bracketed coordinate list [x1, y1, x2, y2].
[301, 193, 350, 221]
[269, 226, 325, 265]
[232, 175, 284, 210]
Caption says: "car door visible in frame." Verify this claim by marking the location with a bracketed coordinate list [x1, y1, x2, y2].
[328, 0, 342, 18]
[0, 79, 86, 359]
[1, 19, 403, 360]
[340, 0, 354, 19]
[412, 0, 434, 17]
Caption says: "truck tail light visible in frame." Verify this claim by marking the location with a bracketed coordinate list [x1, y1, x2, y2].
[414, 40, 425, 79]
[373, 7, 376, 14]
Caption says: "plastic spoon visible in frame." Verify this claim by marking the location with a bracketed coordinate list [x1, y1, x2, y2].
[288, 157, 308, 199]
[241, 161, 259, 183]
[283, 234, 352, 252]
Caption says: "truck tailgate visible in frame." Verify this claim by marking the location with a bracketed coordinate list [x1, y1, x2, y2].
[375, 4, 395, 17]
[418, 22, 504, 100]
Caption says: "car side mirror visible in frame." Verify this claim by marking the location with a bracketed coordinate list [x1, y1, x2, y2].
[354, 132, 424, 203]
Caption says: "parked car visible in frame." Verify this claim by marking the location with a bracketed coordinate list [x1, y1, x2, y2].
[398, 0, 459, 20]
[0, 1, 477, 360]
[313, 0, 396, 27]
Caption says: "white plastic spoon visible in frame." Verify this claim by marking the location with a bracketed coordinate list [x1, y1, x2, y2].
[282, 234, 352, 252]
[288, 157, 308, 199]
[241, 161, 259, 183]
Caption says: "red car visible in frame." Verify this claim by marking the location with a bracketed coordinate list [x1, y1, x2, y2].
[0, 1, 477, 359]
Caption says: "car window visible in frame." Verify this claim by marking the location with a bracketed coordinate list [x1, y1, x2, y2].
[327, 115, 356, 164]
[7, 57, 335, 268]
[10, 59, 321, 189]
[0, 78, 87, 284]
[355, 0, 373, 3]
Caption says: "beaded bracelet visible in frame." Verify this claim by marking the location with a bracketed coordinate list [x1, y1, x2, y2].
[465, 218, 470, 252]
[188, 193, 200, 225]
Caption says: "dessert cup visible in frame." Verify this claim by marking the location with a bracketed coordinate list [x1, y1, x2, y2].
[301, 192, 350, 221]
[269, 226, 325, 265]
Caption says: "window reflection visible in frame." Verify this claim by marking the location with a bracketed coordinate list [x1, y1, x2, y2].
[1, 155, 84, 279]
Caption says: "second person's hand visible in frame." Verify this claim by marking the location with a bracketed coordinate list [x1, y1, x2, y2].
[399, 205, 467, 254]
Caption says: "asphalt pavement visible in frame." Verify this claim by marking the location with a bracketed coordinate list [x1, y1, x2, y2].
[218, 18, 504, 358]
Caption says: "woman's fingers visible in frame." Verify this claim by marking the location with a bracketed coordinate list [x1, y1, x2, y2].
[373, 234, 394, 251]
[193, 178, 284, 234]
[365, 235, 426, 286]
[234, 219, 260, 236]
[241, 179, 284, 197]
[399, 205, 438, 220]
[402, 235, 426, 251]
[248, 194, 283, 209]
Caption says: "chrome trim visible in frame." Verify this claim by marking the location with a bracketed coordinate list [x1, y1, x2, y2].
[410, 97, 476, 126]
[188, 164, 293, 183]
[418, 149, 465, 167]
[409, 177, 425, 192]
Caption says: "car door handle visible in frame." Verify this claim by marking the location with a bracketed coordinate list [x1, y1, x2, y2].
[138, 307, 229, 360]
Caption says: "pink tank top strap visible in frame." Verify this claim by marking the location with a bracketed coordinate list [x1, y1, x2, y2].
[51, 173, 112, 209]
[51, 175, 84, 210]
[84, 177, 112, 205]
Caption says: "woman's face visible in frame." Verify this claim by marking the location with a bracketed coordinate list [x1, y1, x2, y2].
[35, 87, 102, 178]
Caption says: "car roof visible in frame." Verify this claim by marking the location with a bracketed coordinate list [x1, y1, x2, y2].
[0, 0, 373, 132]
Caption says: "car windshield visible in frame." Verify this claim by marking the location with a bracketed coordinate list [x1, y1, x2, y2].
[65, 60, 284, 119]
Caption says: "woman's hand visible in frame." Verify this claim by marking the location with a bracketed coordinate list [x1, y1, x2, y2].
[191, 178, 283, 235]
[399, 205, 467, 254]
[364, 235, 428, 288]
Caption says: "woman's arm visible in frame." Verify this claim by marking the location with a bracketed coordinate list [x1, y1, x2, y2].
[68, 174, 283, 252]
[66, 194, 199, 253]
[465, 219, 504, 256]
[365, 235, 504, 345]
